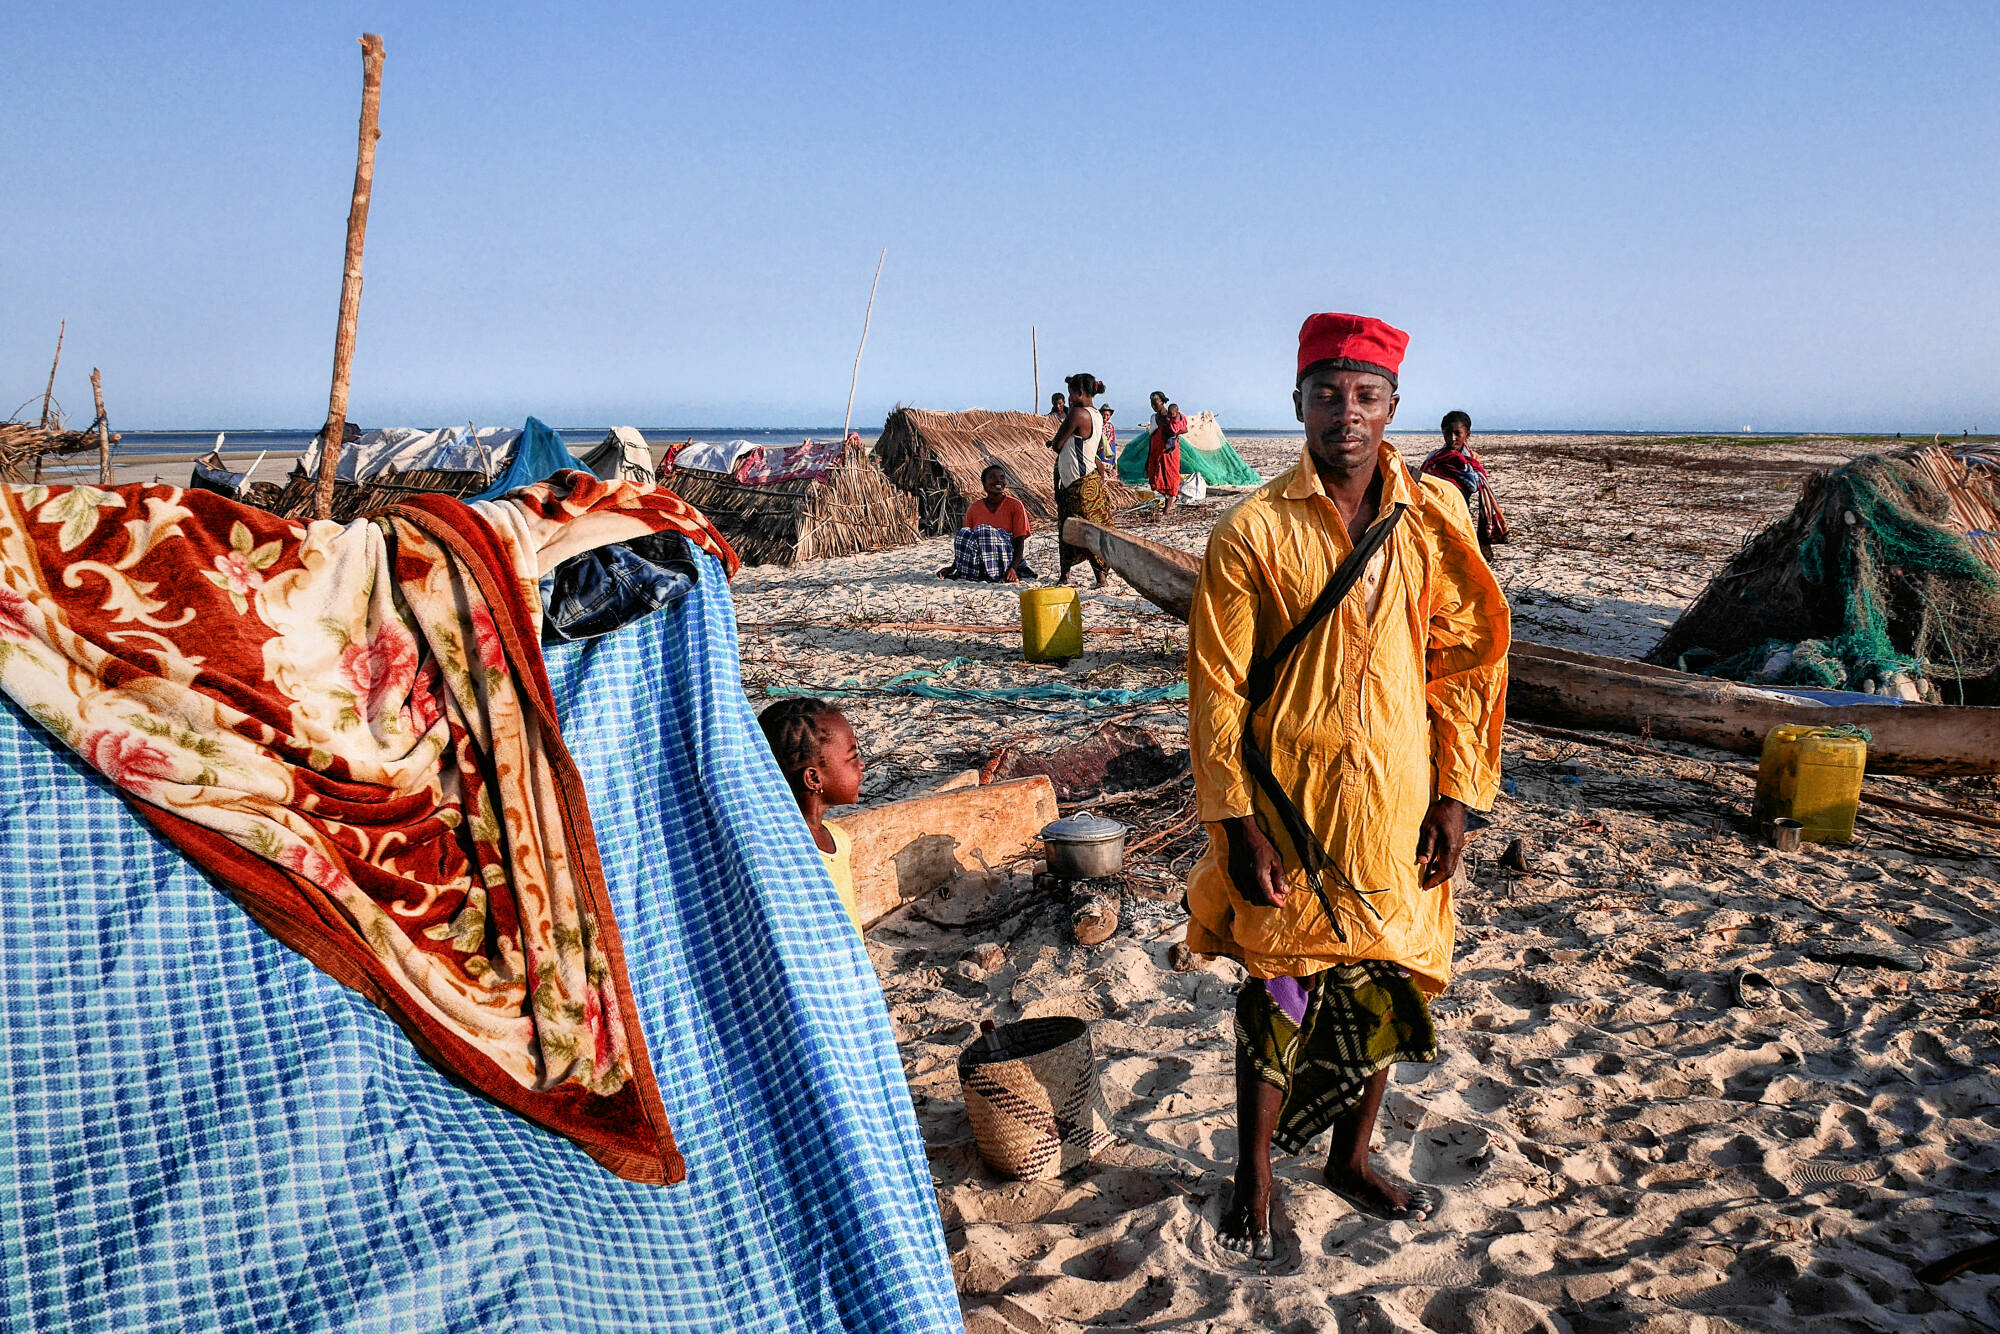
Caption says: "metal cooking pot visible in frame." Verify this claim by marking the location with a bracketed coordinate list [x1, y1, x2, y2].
[1039, 811, 1127, 881]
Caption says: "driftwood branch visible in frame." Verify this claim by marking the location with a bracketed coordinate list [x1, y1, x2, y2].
[39, 320, 64, 430]
[91, 368, 112, 486]
[841, 247, 885, 442]
[314, 32, 386, 520]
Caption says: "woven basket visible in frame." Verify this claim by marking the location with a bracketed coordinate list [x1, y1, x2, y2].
[957, 1017, 1115, 1180]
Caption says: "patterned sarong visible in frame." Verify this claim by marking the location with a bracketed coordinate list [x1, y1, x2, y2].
[1055, 473, 1114, 576]
[950, 524, 1016, 581]
[1147, 423, 1184, 499]
[1235, 962, 1437, 1155]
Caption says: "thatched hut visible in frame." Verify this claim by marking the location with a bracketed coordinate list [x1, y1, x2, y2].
[1648, 444, 2000, 701]
[663, 437, 918, 566]
[873, 408, 1147, 535]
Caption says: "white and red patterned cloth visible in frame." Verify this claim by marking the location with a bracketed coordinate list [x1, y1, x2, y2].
[0, 470, 737, 1183]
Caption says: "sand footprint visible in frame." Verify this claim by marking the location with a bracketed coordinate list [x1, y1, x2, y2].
[1407, 1286, 1570, 1334]
[1409, 1121, 1495, 1187]
[1182, 1185, 1307, 1277]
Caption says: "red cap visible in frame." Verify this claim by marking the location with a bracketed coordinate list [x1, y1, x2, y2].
[1296, 313, 1409, 386]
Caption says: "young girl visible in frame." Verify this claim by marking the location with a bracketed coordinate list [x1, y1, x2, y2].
[757, 697, 867, 936]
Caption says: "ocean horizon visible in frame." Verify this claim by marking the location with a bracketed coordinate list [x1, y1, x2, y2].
[107, 424, 1887, 459]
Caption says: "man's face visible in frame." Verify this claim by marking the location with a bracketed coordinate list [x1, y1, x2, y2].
[1294, 367, 1399, 477]
[1444, 421, 1469, 450]
[982, 471, 1006, 504]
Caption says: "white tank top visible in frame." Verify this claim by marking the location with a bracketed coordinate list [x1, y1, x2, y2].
[1055, 407, 1101, 488]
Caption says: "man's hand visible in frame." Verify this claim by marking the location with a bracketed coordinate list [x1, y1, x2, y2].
[1223, 817, 1287, 909]
[1003, 568, 1020, 583]
[1415, 796, 1468, 889]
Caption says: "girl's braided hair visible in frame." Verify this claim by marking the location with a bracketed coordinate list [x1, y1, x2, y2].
[757, 697, 844, 786]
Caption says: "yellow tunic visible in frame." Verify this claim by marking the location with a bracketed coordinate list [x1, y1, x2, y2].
[820, 818, 866, 937]
[1183, 441, 1509, 993]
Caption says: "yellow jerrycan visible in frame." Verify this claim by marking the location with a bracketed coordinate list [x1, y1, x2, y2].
[1019, 587, 1083, 662]
[1753, 724, 1867, 845]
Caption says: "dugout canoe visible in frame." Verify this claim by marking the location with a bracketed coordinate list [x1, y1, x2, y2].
[1064, 518, 1199, 620]
[1062, 518, 2000, 776]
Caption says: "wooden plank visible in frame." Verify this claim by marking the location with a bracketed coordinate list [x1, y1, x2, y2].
[839, 776, 1058, 928]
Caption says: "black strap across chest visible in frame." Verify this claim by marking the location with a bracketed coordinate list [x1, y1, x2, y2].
[1238, 501, 1408, 940]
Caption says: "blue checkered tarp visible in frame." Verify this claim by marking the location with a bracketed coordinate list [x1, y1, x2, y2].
[0, 549, 962, 1333]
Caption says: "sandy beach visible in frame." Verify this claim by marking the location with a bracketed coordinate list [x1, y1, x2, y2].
[733, 433, 2000, 1333]
[53, 429, 2000, 1329]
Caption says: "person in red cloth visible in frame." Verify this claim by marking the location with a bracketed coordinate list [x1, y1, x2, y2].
[1146, 390, 1186, 520]
[1420, 410, 1504, 561]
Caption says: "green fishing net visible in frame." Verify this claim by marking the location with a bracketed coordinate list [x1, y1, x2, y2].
[1115, 414, 1263, 489]
[1654, 451, 2000, 698]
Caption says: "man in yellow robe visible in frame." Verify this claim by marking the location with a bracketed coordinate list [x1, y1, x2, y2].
[1185, 313, 1508, 1257]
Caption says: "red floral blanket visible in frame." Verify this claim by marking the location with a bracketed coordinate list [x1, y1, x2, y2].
[0, 471, 738, 1184]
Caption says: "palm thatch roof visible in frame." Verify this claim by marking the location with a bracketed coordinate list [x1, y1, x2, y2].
[663, 438, 918, 566]
[872, 408, 1147, 535]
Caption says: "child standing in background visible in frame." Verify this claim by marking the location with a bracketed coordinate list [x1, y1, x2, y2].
[757, 698, 867, 937]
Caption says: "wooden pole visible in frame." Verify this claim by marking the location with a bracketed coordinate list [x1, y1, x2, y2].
[91, 369, 112, 486]
[39, 320, 65, 430]
[1031, 325, 1039, 412]
[841, 247, 885, 442]
[313, 33, 386, 521]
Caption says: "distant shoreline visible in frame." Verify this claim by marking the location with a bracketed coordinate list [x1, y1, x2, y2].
[103, 426, 1990, 448]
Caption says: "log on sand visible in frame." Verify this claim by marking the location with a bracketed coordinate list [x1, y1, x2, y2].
[841, 776, 1058, 928]
[1509, 642, 2000, 779]
[1061, 518, 1197, 620]
[1062, 518, 2000, 777]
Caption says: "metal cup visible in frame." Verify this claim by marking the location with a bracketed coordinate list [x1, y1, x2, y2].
[1768, 818, 1803, 853]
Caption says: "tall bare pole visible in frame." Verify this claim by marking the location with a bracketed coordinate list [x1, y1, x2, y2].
[1031, 326, 1039, 412]
[841, 247, 886, 442]
[39, 320, 65, 430]
[313, 33, 386, 521]
[91, 369, 113, 486]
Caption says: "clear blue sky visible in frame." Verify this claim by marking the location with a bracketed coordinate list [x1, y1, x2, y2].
[6, 2, 1996, 432]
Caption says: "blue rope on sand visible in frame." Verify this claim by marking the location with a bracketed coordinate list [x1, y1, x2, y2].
[767, 657, 1188, 708]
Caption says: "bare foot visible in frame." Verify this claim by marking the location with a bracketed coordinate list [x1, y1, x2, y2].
[1322, 1160, 1436, 1221]
[1217, 1164, 1276, 1261]
[1093, 570, 1111, 589]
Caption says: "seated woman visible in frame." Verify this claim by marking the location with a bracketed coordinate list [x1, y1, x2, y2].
[938, 463, 1033, 582]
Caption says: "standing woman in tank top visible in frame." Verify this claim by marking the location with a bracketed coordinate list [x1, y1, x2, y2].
[1048, 371, 1116, 586]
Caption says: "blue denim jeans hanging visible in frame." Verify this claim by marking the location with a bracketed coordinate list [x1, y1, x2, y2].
[540, 531, 699, 642]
